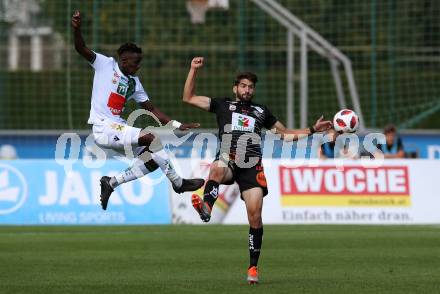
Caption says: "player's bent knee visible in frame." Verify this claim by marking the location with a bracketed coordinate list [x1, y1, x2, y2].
[249, 218, 262, 228]
[209, 167, 227, 182]
[248, 212, 262, 227]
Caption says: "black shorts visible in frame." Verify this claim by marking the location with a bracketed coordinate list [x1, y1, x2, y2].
[215, 153, 268, 197]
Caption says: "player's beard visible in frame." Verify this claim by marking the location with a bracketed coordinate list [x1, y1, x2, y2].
[236, 92, 253, 102]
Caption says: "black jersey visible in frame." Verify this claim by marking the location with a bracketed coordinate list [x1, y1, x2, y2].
[209, 97, 278, 161]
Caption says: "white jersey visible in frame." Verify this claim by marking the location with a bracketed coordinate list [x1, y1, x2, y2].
[87, 52, 149, 125]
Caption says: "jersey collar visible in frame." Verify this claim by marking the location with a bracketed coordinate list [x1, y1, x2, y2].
[235, 99, 252, 106]
[115, 61, 133, 80]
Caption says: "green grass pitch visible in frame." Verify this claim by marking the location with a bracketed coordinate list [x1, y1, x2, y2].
[1, 225, 439, 294]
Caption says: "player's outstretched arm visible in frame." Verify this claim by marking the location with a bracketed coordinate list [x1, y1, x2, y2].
[71, 10, 95, 63]
[139, 101, 200, 131]
[182, 57, 211, 111]
[270, 116, 332, 141]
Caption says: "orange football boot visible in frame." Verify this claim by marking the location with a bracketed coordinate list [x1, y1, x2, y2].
[247, 266, 259, 284]
[191, 194, 212, 222]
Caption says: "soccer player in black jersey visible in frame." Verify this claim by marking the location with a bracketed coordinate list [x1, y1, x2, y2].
[183, 57, 332, 284]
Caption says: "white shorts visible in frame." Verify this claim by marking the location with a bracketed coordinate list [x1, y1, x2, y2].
[92, 119, 144, 156]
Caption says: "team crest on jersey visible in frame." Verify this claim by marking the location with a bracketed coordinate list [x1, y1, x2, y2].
[229, 104, 236, 111]
[231, 112, 255, 132]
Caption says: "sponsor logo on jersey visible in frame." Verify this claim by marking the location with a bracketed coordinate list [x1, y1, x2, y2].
[239, 117, 250, 127]
[279, 165, 411, 206]
[231, 112, 255, 132]
[117, 83, 128, 96]
[110, 123, 125, 131]
[107, 92, 126, 115]
[229, 104, 236, 111]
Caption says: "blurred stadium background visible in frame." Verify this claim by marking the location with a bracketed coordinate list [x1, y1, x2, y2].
[1, 0, 439, 131]
[1, 1, 440, 293]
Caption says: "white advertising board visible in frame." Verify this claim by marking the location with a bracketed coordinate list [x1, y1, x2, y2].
[223, 159, 440, 224]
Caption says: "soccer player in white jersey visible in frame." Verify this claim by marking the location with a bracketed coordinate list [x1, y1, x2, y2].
[71, 11, 204, 210]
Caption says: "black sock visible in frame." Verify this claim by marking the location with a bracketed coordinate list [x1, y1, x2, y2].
[249, 227, 263, 268]
[144, 159, 159, 172]
[203, 180, 219, 208]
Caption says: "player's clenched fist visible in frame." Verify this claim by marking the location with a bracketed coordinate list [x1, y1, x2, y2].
[191, 57, 204, 69]
[71, 10, 81, 29]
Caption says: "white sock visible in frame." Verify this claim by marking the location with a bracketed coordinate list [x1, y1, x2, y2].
[110, 159, 151, 188]
[151, 149, 183, 188]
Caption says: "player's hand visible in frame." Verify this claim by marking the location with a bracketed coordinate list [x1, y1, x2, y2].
[179, 122, 200, 130]
[313, 115, 332, 132]
[191, 57, 204, 69]
[71, 10, 81, 29]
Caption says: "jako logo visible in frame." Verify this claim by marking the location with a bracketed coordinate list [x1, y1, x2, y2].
[0, 164, 28, 215]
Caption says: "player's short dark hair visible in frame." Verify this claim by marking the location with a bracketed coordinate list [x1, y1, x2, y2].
[117, 42, 142, 56]
[234, 72, 258, 86]
[384, 124, 397, 134]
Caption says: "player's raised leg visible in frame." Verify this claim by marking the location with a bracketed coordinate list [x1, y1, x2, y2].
[100, 130, 203, 210]
[192, 160, 233, 222]
[100, 146, 159, 210]
[137, 132, 204, 193]
[242, 187, 264, 284]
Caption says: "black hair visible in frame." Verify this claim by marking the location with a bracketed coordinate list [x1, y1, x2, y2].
[234, 72, 258, 86]
[384, 124, 397, 134]
[117, 42, 142, 56]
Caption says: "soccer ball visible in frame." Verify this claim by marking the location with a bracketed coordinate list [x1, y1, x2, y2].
[333, 109, 360, 133]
